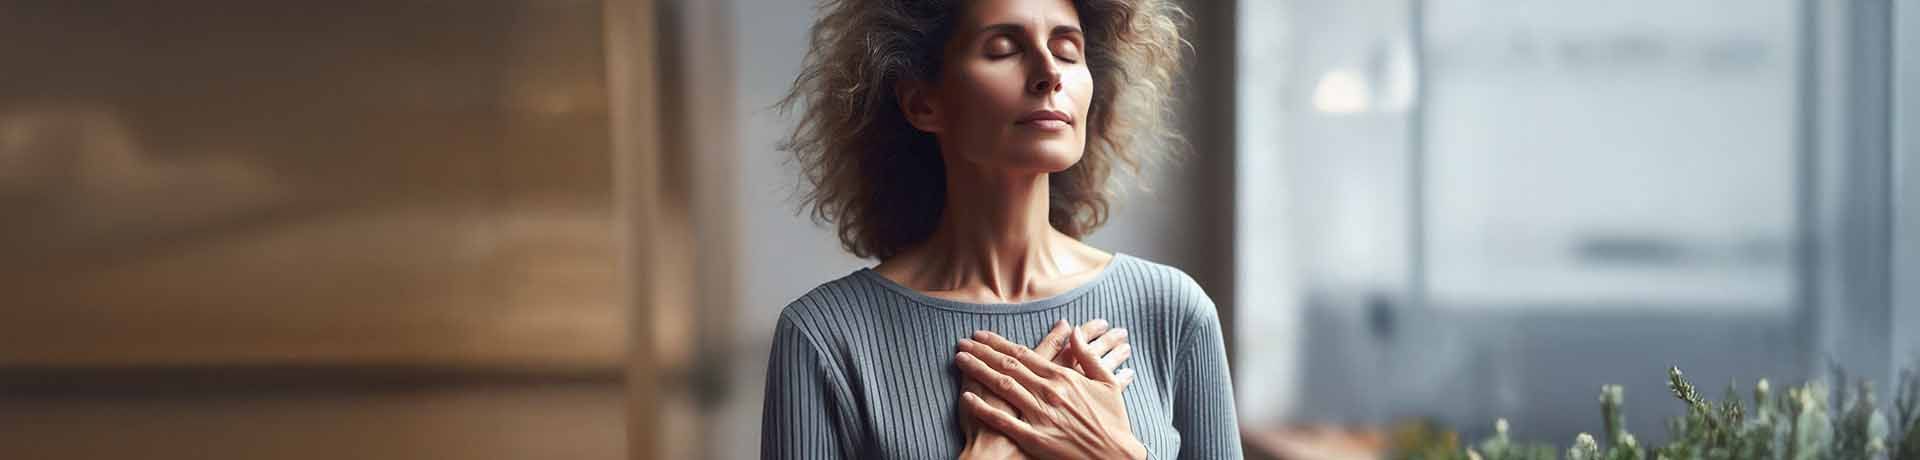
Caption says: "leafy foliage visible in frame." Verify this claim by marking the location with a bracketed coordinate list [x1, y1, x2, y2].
[1391, 364, 1920, 460]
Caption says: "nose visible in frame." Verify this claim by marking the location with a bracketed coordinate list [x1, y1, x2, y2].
[1027, 65, 1062, 95]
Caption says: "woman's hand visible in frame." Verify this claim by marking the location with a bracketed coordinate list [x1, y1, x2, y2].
[959, 319, 1136, 459]
[956, 327, 1147, 460]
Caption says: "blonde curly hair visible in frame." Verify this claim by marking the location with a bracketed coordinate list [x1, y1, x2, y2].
[780, 0, 1188, 260]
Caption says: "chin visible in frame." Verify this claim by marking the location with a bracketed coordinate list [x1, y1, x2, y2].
[1003, 142, 1085, 173]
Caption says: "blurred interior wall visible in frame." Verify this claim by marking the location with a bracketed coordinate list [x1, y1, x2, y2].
[1896, 1, 1920, 377]
[648, 0, 742, 458]
[1235, 0, 1918, 441]
[607, 0, 662, 458]
[0, 1, 626, 458]
[1809, 0, 1896, 397]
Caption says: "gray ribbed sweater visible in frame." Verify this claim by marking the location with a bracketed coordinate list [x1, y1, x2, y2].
[760, 254, 1242, 459]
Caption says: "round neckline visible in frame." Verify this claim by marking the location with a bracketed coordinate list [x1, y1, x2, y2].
[855, 253, 1130, 314]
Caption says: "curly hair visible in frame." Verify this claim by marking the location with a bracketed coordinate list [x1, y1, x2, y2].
[779, 0, 1187, 260]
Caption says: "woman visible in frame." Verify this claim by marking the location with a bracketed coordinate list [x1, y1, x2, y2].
[762, 0, 1239, 458]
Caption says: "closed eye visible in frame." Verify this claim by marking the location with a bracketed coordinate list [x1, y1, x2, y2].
[1051, 38, 1082, 63]
[985, 35, 1019, 59]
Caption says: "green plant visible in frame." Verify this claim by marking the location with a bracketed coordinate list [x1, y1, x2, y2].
[1389, 364, 1920, 460]
[1892, 367, 1920, 460]
[1474, 418, 1560, 460]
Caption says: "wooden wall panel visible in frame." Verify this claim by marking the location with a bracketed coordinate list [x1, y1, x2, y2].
[0, 381, 623, 460]
[0, 0, 622, 373]
[606, 0, 664, 458]
[0, 1, 629, 458]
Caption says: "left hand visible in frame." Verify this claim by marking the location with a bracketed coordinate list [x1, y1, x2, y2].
[955, 328, 1147, 460]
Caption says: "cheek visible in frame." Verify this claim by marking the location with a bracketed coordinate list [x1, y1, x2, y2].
[1065, 71, 1094, 117]
[950, 66, 1028, 120]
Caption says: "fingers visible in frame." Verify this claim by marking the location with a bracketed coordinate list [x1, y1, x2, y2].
[1078, 318, 1112, 342]
[960, 377, 1012, 410]
[1081, 327, 1127, 367]
[1031, 320, 1074, 360]
[1033, 319, 1109, 362]
[1099, 342, 1132, 373]
[955, 350, 1045, 414]
[1067, 327, 1117, 384]
[1115, 368, 1136, 389]
[972, 330, 1068, 379]
[965, 322, 1130, 390]
[961, 391, 1043, 441]
[957, 377, 1007, 432]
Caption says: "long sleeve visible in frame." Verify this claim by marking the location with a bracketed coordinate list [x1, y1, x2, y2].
[760, 314, 853, 459]
[1171, 293, 1243, 459]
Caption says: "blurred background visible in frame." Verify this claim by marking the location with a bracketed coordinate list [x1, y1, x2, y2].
[0, 0, 1915, 459]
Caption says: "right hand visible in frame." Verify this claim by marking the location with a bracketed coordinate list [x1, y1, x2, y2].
[959, 319, 1135, 458]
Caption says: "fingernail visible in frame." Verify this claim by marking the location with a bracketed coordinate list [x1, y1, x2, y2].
[972, 330, 991, 340]
[1113, 328, 1128, 337]
[1056, 319, 1069, 328]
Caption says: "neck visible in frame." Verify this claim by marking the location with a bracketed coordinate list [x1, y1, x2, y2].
[914, 160, 1066, 301]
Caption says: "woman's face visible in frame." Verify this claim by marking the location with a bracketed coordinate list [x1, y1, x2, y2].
[913, 0, 1092, 175]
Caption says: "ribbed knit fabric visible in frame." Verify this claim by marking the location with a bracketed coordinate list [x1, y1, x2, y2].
[760, 253, 1242, 459]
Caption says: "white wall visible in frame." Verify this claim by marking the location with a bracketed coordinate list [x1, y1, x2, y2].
[1895, 0, 1920, 375]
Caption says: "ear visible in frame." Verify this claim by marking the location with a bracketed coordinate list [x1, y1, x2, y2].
[896, 78, 944, 133]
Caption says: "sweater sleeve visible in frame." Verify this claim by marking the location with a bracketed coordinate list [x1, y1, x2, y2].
[760, 313, 854, 459]
[1172, 290, 1244, 459]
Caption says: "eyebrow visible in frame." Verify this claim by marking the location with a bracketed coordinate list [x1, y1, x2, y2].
[975, 22, 1083, 38]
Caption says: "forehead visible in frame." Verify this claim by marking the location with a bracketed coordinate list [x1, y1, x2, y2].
[955, 0, 1082, 31]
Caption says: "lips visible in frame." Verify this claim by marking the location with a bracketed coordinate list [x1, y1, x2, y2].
[1015, 109, 1073, 126]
